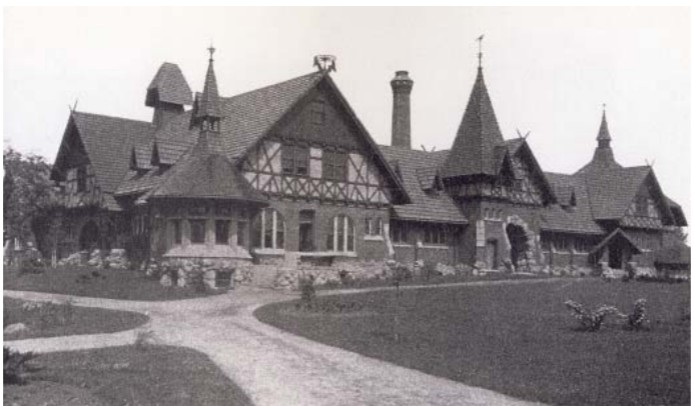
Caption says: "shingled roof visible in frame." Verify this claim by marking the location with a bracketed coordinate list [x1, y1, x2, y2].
[380, 146, 466, 224]
[543, 172, 604, 234]
[68, 112, 155, 194]
[146, 62, 193, 107]
[441, 67, 504, 178]
[150, 133, 266, 202]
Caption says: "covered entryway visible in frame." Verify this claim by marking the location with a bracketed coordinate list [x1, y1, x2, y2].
[506, 224, 529, 270]
[486, 239, 499, 270]
[79, 220, 99, 251]
[591, 228, 641, 270]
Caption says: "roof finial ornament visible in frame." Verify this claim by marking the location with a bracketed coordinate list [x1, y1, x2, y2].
[313, 55, 337, 73]
[476, 34, 485, 68]
[207, 43, 216, 61]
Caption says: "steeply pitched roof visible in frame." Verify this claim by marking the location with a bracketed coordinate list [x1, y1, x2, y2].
[580, 165, 652, 220]
[70, 112, 155, 194]
[380, 146, 466, 224]
[150, 133, 266, 202]
[665, 195, 688, 226]
[542, 172, 604, 234]
[195, 58, 222, 119]
[441, 68, 504, 178]
[591, 228, 641, 254]
[146, 62, 193, 106]
[576, 112, 621, 174]
[654, 244, 691, 265]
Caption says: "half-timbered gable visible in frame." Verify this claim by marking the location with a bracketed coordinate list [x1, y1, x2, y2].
[240, 77, 407, 208]
[46, 50, 687, 280]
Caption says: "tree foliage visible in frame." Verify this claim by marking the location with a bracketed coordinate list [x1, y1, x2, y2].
[3, 146, 57, 246]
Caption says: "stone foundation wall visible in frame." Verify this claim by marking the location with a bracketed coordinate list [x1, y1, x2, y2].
[155, 257, 253, 290]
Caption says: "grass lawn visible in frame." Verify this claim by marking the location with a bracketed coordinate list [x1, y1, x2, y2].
[3, 345, 253, 406]
[3, 267, 224, 301]
[4, 297, 149, 340]
[256, 278, 690, 406]
[318, 270, 545, 290]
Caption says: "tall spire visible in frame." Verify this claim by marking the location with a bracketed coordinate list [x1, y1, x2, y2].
[441, 53, 504, 179]
[578, 107, 621, 173]
[596, 104, 611, 147]
[194, 45, 222, 131]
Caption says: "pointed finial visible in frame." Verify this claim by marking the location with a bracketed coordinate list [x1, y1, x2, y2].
[207, 43, 216, 61]
[476, 34, 485, 68]
[602, 103, 606, 114]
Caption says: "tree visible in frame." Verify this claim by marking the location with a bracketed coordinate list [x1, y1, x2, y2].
[3, 146, 57, 250]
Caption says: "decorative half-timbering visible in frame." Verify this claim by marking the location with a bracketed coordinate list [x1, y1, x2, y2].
[46, 49, 687, 279]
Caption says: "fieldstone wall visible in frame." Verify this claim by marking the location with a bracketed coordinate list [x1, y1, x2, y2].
[156, 257, 253, 290]
[57, 248, 130, 270]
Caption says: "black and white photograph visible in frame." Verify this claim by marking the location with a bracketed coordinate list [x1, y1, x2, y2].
[3, 6, 690, 406]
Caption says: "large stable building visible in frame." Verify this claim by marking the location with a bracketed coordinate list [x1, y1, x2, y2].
[49, 49, 688, 277]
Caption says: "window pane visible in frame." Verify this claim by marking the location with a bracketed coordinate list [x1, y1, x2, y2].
[190, 220, 206, 244]
[172, 220, 182, 245]
[276, 212, 285, 249]
[337, 216, 345, 250]
[237, 220, 247, 247]
[347, 217, 354, 251]
[215, 220, 230, 245]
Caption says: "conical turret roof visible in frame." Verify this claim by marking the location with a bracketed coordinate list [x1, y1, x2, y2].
[441, 68, 504, 178]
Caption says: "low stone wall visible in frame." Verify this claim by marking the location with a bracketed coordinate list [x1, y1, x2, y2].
[154, 257, 253, 290]
[57, 248, 130, 270]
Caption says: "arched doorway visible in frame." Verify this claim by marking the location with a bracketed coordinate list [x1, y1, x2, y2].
[506, 224, 529, 271]
[79, 221, 99, 251]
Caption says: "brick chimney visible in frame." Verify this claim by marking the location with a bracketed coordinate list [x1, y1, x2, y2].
[390, 71, 413, 148]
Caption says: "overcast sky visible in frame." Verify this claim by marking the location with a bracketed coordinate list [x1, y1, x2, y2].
[4, 7, 690, 221]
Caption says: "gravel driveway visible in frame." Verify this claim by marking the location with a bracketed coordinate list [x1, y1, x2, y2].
[5, 281, 548, 406]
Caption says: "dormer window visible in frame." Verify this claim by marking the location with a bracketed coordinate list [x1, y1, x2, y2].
[76, 166, 87, 192]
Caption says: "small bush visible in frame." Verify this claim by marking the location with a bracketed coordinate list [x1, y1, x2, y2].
[17, 257, 45, 276]
[189, 272, 207, 293]
[4, 347, 38, 384]
[565, 300, 620, 332]
[22, 300, 74, 329]
[298, 275, 317, 310]
[134, 329, 156, 350]
[624, 299, 648, 330]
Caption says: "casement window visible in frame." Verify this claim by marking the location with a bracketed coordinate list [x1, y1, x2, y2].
[327, 215, 355, 252]
[215, 220, 230, 245]
[390, 220, 409, 244]
[190, 219, 206, 244]
[541, 236, 551, 252]
[76, 166, 87, 192]
[553, 234, 569, 252]
[423, 224, 447, 245]
[365, 217, 383, 236]
[251, 208, 285, 249]
[574, 237, 590, 253]
[281, 145, 309, 176]
[171, 219, 182, 245]
[322, 151, 348, 182]
[311, 101, 326, 125]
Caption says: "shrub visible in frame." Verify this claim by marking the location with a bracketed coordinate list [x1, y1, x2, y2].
[4, 347, 38, 384]
[624, 299, 648, 330]
[189, 271, 207, 293]
[22, 300, 74, 329]
[298, 275, 316, 310]
[134, 329, 156, 350]
[564, 300, 620, 332]
[17, 257, 45, 276]
[422, 261, 437, 280]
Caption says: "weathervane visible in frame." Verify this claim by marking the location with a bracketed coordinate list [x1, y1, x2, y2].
[476, 34, 484, 68]
[313, 55, 337, 73]
[207, 43, 216, 61]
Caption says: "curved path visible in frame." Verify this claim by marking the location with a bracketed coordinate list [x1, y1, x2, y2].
[4, 279, 554, 406]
